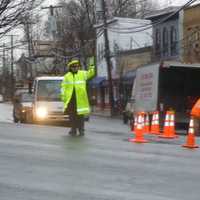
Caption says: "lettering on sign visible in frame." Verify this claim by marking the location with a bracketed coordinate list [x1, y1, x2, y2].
[139, 72, 154, 100]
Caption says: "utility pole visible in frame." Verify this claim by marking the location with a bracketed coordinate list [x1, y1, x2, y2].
[10, 35, 14, 99]
[25, 19, 33, 79]
[101, 0, 114, 116]
[2, 43, 6, 98]
[41, 5, 62, 40]
[42, 5, 62, 16]
[2, 43, 6, 75]
[3, 34, 18, 99]
[42, 5, 63, 74]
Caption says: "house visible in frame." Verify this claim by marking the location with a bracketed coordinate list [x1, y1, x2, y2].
[180, 3, 200, 63]
[94, 17, 152, 111]
[115, 46, 152, 104]
[96, 17, 152, 78]
[146, 6, 180, 62]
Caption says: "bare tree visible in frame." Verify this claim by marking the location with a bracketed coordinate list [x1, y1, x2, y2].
[45, 0, 159, 68]
[51, 0, 96, 67]
[0, 0, 43, 38]
[110, 0, 159, 18]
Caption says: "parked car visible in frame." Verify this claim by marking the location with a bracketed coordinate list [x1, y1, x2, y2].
[0, 94, 3, 102]
[13, 92, 33, 123]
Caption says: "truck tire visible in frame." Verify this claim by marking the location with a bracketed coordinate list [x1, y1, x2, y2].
[123, 112, 129, 124]
[13, 110, 19, 123]
[13, 115, 19, 123]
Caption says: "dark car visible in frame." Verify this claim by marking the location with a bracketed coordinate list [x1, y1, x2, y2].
[13, 92, 33, 123]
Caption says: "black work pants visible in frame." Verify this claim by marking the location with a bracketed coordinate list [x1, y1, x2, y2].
[70, 113, 84, 131]
[65, 90, 84, 131]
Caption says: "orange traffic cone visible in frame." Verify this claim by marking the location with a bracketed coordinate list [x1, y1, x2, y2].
[133, 114, 138, 133]
[131, 119, 134, 132]
[150, 112, 155, 134]
[159, 111, 178, 139]
[129, 113, 148, 143]
[144, 113, 150, 133]
[141, 112, 145, 133]
[182, 117, 199, 148]
[169, 111, 178, 138]
[150, 111, 160, 135]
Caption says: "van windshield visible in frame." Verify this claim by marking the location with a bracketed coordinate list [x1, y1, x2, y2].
[21, 93, 33, 102]
[37, 80, 62, 101]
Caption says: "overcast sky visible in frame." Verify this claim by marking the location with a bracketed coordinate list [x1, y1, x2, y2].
[44, 0, 191, 6]
[160, 0, 200, 7]
[1, 0, 198, 60]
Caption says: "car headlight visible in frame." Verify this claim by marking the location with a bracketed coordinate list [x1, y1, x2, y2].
[36, 107, 47, 119]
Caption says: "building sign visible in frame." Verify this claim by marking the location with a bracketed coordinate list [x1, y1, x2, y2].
[135, 63, 159, 112]
[139, 72, 154, 100]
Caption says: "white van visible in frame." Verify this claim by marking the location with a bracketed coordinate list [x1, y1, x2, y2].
[32, 76, 69, 124]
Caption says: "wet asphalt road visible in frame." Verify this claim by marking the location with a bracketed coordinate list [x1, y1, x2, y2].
[0, 117, 200, 200]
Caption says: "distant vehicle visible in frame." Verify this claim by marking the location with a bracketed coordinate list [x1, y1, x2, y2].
[13, 92, 33, 123]
[32, 76, 70, 125]
[0, 94, 3, 102]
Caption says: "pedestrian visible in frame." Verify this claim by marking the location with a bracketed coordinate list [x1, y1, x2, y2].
[61, 59, 95, 136]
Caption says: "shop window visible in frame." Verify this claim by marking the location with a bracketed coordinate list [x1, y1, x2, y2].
[155, 29, 161, 56]
[170, 26, 178, 56]
[163, 27, 169, 57]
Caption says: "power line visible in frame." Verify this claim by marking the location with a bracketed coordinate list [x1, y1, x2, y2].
[109, 0, 196, 31]
[101, 0, 115, 116]
[106, 0, 197, 34]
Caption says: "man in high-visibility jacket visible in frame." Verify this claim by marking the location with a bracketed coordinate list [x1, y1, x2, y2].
[61, 59, 95, 136]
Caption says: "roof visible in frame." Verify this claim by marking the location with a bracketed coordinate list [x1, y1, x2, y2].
[184, 2, 200, 10]
[89, 76, 106, 87]
[162, 61, 200, 68]
[113, 17, 151, 24]
[117, 46, 152, 55]
[35, 76, 64, 81]
[145, 6, 180, 19]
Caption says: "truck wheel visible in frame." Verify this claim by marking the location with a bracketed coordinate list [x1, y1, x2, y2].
[13, 110, 19, 123]
[20, 117, 26, 123]
[123, 113, 128, 124]
[26, 113, 33, 124]
[13, 115, 19, 123]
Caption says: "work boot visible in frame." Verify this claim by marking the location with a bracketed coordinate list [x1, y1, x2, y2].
[78, 128, 85, 136]
[68, 128, 77, 136]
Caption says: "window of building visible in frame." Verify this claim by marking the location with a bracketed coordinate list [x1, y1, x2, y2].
[170, 26, 178, 56]
[155, 29, 161, 56]
[97, 43, 100, 62]
[101, 43, 104, 60]
[163, 27, 169, 57]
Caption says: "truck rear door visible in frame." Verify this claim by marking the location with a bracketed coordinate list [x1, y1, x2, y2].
[134, 63, 159, 112]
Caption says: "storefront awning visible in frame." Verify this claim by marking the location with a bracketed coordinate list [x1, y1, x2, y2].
[89, 76, 106, 87]
[122, 70, 136, 84]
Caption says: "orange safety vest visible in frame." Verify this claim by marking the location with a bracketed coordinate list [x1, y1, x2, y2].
[191, 98, 200, 118]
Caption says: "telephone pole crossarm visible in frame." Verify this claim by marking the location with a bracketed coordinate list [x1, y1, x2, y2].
[101, 0, 115, 116]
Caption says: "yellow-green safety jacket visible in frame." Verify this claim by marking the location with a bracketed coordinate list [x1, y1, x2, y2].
[61, 65, 95, 115]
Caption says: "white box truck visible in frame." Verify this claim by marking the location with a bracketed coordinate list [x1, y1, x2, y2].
[130, 61, 200, 128]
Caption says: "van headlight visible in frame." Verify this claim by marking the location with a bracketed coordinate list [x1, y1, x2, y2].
[36, 107, 48, 119]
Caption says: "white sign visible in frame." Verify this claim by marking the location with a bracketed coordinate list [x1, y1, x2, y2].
[135, 64, 159, 112]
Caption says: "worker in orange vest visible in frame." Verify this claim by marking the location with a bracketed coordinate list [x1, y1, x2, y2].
[191, 98, 200, 135]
